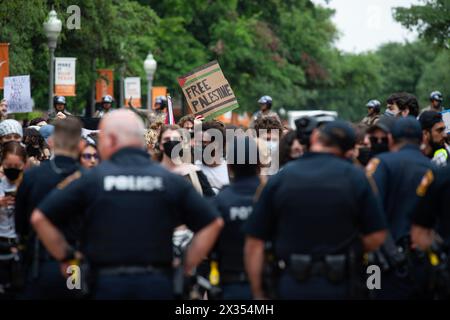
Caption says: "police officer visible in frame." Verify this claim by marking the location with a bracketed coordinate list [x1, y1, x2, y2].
[244, 120, 387, 299]
[212, 136, 260, 300]
[30, 110, 223, 300]
[94, 95, 114, 118]
[250, 96, 281, 127]
[361, 99, 381, 126]
[15, 117, 84, 299]
[411, 165, 450, 250]
[420, 91, 444, 114]
[48, 96, 71, 119]
[366, 116, 435, 299]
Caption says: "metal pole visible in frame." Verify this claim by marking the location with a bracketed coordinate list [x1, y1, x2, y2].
[119, 65, 125, 108]
[48, 46, 55, 114]
[147, 75, 153, 110]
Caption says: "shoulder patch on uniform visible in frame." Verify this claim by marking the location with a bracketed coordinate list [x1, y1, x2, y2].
[416, 169, 434, 197]
[57, 171, 82, 190]
[365, 158, 380, 178]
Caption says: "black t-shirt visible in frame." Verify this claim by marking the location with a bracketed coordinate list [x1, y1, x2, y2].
[243, 153, 386, 260]
[38, 147, 219, 268]
[212, 176, 260, 274]
[413, 166, 450, 245]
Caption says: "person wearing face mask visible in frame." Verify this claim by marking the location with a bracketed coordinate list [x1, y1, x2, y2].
[195, 120, 230, 194]
[253, 116, 283, 176]
[353, 123, 371, 167]
[158, 125, 214, 197]
[0, 141, 27, 298]
[385, 92, 420, 118]
[419, 111, 449, 167]
[279, 130, 303, 167]
[365, 116, 396, 160]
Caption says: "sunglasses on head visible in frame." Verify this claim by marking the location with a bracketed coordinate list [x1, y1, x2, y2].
[81, 153, 99, 160]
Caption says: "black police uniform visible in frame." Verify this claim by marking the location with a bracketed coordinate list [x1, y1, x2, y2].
[212, 175, 260, 300]
[368, 144, 435, 299]
[244, 153, 386, 299]
[414, 166, 450, 246]
[37, 147, 219, 300]
[15, 156, 83, 299]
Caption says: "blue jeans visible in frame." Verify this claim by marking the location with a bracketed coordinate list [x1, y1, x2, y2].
[277, 272, 349, 300]
[222, 283, 252, 300]
[93, 273, 173, 300]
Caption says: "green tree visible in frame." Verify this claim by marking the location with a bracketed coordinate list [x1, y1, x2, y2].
[394, 0, 450, 48]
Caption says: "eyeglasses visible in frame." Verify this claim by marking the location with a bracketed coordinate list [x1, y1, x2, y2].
[81, 153, 99, 160]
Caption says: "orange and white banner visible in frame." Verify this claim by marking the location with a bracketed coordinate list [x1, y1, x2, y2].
[124, 77, 141, 108]
[54, 57, 76, 96]
[0, 43, 9, 90]
[96, 69, 114, 102]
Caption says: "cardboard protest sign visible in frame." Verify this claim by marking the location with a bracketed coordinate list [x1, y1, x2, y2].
[55, 58, 77, 96]
[124, 77, 141, 107]
[96, 69, 114, 102]
[178, 61, 239, 120]
[441, 110, 450, 133]
[3, 75, 32, 113]
[0, 43, 9, 89]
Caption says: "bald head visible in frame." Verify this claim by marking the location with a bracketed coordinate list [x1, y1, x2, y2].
[98, 109, 146, 160]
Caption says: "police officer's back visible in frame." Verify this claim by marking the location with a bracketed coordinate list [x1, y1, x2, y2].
[15, 118, 83, 299]
[244, 121, 387, 300]
[30, 110, 223, 300]
[212, 136, 260, 300]
[366, 116, 435, 299]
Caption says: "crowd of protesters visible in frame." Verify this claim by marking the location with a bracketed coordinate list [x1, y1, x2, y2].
[0, 89, 449, 300]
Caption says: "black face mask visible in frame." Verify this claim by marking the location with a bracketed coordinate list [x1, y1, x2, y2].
[4, 168, 22, 182]
[370, 136, 389, 155]
[162, 140, 182, 158]
[357, 147, 373, 166]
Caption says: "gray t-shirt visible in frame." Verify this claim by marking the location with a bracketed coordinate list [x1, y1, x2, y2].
[0, 177, 17, 239]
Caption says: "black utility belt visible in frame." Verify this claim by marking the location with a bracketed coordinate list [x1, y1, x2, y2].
[221, 272, 248, 285]
[282, 254, 349, 283]
[97, 265, 172, 276]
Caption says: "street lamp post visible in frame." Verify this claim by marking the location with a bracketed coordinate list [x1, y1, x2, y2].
[143, 53, 157, 110]
[43, 9, 62, 114]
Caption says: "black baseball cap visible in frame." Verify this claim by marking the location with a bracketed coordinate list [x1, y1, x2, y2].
[391, 116, 422, 141]
[319, 120, 356, 152]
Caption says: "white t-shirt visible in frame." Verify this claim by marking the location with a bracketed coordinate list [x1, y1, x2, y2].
[0, 177, 16, 239]
[195, 159, 230, 194]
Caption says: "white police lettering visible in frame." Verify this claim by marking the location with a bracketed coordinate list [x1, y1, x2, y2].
[104, 176, 163, 192]
[229, 206, 252, 221]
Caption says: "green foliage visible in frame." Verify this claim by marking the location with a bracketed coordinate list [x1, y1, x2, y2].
[394, 0, 450, 48]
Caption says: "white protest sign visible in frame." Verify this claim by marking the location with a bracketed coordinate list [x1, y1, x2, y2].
[124, 77, 141, 107]
[3, 75, 32, 113]
[55, 57, 77, 96]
